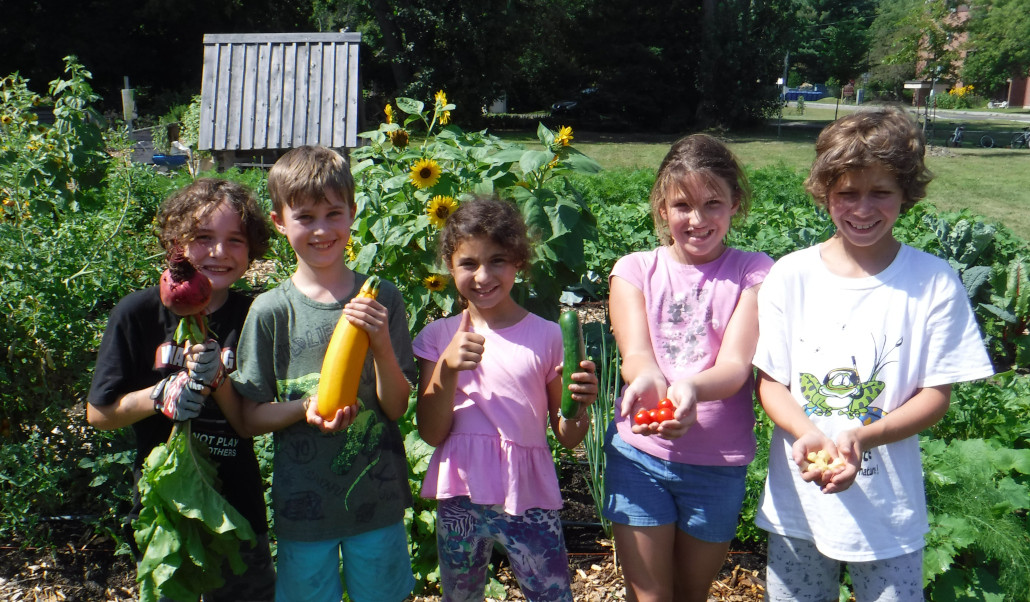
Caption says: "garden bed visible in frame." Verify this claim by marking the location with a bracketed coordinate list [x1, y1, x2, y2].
[0, 458, 767, 601]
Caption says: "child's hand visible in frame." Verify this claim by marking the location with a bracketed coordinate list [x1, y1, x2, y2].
[556, 358, 600, 411]
[652, 380, 699, 440]
[819, 430, 862, 494]
[344, 296, 389, 344]
[185, 340, 225, 389]
[620, 374, 666, 436]
[792, 431, 847, 493]
[441, 310, 485, 373]
[305, 394, 359, 433]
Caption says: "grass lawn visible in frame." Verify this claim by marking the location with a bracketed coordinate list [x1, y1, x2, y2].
[512, 106, 1030, 242]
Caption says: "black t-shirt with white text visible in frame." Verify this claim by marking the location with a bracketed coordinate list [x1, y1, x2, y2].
[88, 286, 266, 533]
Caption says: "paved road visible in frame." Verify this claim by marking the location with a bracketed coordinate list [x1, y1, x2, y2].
[807, 101, 1030, 124]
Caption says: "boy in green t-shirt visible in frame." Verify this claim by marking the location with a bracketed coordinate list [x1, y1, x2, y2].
[226, 145, 417, 602]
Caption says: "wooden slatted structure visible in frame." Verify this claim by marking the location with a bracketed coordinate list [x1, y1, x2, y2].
[199, 32, 361, 164]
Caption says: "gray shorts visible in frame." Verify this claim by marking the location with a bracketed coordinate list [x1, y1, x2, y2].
[765, 533, 924, 602]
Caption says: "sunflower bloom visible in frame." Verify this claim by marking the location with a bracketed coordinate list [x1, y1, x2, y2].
[384, 104, 394, 124]
[389, 128, 409, 148]
[345, 240, 357, 262]
[423, 274, 448, 292]
[555, 125, 574, 147]
[409, 158, 442, 189]
[434, 90, 451, 125]
[427, 195, 458, 228]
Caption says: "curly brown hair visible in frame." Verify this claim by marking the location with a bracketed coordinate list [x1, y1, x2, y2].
[438, 196, 531, 271]
[805, 105, 933, 212]
[156, 178, 271, 261]
[650, 134, 751, 246]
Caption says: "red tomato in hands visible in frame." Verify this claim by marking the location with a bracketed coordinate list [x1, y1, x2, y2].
[648, 409, 660, 422]
[656, 407, 674, 422]
[658, 398, 674, 411]
[634, 409, 651, 425]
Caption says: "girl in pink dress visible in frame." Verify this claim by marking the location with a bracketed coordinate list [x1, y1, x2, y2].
[414, 197, 598, 602]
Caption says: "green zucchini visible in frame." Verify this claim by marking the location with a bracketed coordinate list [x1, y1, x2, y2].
[559, 310, 585, 419]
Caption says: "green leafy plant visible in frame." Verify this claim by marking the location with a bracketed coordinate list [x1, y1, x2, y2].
[922, 437, 1030, 601]
[567, 169, 657, 301]
[582, 319, 618, 537]
[0, 56, 108, 222]
[349, 93, 600, 331]
[134, 422, 257, 602]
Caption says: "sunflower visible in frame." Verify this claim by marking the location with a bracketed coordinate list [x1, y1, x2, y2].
[389, 128, 409, 148]
[555, 125, 574, 147]
[345, 240, 357, 262]
[384, 104, 394, 124]
[426, 195, 458, 228]
[409, 158, 442, 189]
[423, 274, 448, 292]
[434, 90, 451, 125]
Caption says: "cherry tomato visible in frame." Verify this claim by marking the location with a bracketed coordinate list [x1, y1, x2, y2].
[648, 409, 660, 422]
[634, 409, 651, 425]
[658, 398, 674, 411]
[656, 407, 674, 422]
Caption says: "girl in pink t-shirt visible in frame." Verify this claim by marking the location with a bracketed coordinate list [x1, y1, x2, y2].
[414, 197, 598, 602]
[605, 135, 773, 602]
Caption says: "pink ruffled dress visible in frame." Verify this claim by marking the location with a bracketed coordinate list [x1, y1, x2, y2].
[413, 312, 564, 515]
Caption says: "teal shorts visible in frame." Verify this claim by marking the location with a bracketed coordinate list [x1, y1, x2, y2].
[274, 521, 414, 602]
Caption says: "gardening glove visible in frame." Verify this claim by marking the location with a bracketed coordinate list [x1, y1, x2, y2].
[188, 339, 225, 389]
[151, 371, 205, 421]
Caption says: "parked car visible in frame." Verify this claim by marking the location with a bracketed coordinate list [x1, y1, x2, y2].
[550, 87, 599, 116]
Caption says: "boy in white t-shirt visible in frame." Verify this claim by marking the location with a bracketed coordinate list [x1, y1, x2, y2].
[753, 106, 994, 601]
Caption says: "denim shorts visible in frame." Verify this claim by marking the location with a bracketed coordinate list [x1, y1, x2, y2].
[274, 521, 414, 602]
[602, 424, 747, 543]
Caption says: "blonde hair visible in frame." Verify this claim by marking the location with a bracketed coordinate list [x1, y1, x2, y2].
[267, 146, 355, 212]
[805, 105, 933, 212]
[650, 134, 751, 246]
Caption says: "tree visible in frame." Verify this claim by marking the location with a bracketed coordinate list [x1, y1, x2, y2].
[878, 0, 966, 86]
[0, 0, 312, 115]
[962, 0, 1030, 95]
[322, 0, 573, 118]
[792, 0, 877, 86]
[865, 0, 921, 100]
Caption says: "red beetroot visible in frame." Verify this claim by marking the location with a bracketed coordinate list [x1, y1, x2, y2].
[160, 247, 211, 316]
[160, 247, 212, 345]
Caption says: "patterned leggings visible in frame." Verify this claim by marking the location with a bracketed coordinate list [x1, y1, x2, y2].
[435, 496, 573, 602]
[765, 533, 924, 602]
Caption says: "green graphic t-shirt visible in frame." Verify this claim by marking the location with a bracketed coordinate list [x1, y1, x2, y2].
[231, 274, 416, 541]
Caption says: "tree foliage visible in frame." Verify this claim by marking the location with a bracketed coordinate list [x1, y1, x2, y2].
[878, 0, 966, 85]
[792, 0, 878, 86]
[962, 0, 1030, 94]
[865, 0, 921, 99]
[3, 0, 800, 128]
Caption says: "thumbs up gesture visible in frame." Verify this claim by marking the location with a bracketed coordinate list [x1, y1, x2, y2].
[441, 310, 486, 372]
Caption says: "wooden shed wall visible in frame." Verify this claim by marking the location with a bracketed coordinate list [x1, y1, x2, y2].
[199, 33, 360, 152]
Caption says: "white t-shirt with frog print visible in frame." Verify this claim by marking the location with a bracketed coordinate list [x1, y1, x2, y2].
[753, 243, 993, 561]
